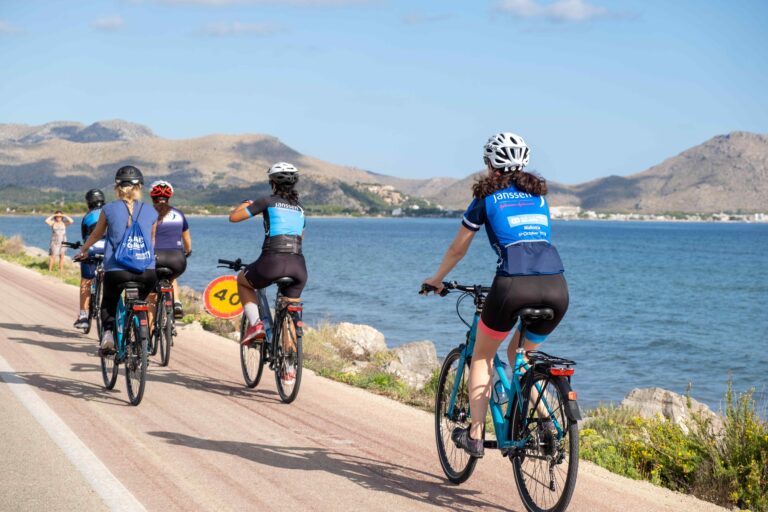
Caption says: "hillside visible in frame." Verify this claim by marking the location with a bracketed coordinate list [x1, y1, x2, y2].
[430, 132, 768, 212]
[1, 121, 765, 214]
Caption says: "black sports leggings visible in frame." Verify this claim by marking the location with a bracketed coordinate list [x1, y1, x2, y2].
[243, 252, 307, 298]
[101, 270, 157, 332]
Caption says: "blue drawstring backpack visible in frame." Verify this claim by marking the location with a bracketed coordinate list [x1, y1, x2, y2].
[114, 202, 153, 273]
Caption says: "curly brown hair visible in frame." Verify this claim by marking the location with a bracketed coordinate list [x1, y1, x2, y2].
[271, 180, 300, 204]
[472, 169, 548, 199]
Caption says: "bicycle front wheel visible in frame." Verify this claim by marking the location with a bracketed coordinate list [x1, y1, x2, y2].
[100, 349, 118, 390]
[92, 277, 103, 340]
[240, 315, 264, 388]
[158, 299, 172, 367]
[510, 373, 578, 512]
[435, 346, 477, 484]
[124, 315, 148, 406]
[274, 312, 302, 404]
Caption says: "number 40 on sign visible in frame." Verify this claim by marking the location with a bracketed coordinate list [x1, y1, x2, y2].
[204, 275, 243, 319]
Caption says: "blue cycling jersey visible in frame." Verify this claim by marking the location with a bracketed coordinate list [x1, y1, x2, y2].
[462, 185, 564, 276]
[81, 207, 105, 254]
[246, 195, 305, 237]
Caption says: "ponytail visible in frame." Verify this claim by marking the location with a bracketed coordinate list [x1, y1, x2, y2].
[271, 180, 300, 204]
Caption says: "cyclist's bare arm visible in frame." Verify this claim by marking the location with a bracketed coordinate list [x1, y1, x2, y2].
[182, 229, 192, 253]
[229, 201, 253, 223]
[423, 226, 476, 292]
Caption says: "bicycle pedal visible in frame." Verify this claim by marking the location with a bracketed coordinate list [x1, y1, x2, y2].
[483, 440, 498, 449]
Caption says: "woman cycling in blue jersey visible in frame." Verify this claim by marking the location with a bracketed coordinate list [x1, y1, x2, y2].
[76, 166, 158, 351]
[74, 189, 106, 330]
[422, 132, 568, 458]
[229, 162, 307, 368]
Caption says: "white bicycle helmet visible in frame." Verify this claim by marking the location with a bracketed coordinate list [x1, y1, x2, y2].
[267, 162, 299, 185]
[149, 180, 174, 198]
[484, 132, 530, 172]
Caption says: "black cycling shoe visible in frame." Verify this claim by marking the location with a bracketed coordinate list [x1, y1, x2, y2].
[451, 427, 484, 458]
[173, 301, 184, 319]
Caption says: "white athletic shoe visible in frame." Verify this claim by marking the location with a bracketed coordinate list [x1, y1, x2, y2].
[100, 330, 115, 351]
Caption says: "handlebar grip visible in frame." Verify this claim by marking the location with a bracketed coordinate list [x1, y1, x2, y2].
[217, 259, 233, 265]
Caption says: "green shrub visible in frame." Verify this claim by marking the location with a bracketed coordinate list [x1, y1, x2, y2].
[581, 384, 768, 511]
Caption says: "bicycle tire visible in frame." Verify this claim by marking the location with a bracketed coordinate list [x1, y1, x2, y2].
[158, 297, 172, 367]
[274, 311, 302, 404]
[124, 314, 148, 406]
[435, 346, 478, 484]
[149, 304, 159, 356]
[93, 276, 103, 341]
[510, 373, 578, 512]
[239, 315, 264, 388]
[100, 347, 119, 390]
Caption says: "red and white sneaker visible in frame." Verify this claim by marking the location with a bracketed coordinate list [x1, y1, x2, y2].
[281, 362, 296, 385]
[241, 321, 265, 346]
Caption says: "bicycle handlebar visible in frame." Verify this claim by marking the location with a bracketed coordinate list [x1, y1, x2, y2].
[218, 258, 244, 271]
[63, 241, 82, 249]
[419, 281, 492, 297]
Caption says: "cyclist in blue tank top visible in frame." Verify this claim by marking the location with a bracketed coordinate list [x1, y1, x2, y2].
[76, 166, 158, 352]
[423, 132, 569, 458]
[73, 189, 106, 330]
[229, 162, 307, 382]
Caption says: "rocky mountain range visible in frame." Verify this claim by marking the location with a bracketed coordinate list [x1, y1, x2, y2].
[0, 120, 765, 213]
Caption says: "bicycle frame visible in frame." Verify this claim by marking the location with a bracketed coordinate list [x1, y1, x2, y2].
[114, 290, 149, 361]
[447, 310, 563, 451]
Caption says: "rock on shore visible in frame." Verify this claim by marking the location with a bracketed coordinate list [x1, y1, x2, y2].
[621, 387, 724, 434]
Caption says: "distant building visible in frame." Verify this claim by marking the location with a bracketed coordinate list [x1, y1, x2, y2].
[550, 206, 581, 219]
[391, 208, 403, 216]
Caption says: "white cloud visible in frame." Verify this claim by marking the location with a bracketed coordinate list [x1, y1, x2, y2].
[198, 21, 283, 36]
[0, 21, 22, 34]
[496, 0, 609, 22]
[91, 15, 125, 31]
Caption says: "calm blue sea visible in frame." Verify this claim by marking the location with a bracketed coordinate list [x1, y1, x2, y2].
[2, 215, 766, 409]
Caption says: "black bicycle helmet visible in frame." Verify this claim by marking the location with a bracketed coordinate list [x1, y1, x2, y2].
[114, 165, 144, 186]
[85, 189, 105, 208]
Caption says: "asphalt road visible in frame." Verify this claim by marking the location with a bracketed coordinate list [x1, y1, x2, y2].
[0, 259, 727, 512]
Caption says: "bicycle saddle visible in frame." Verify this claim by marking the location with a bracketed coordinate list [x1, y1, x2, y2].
[515, 307, 555, 323]
[274, 277, 295, 288]
[156, 267, 174, 279]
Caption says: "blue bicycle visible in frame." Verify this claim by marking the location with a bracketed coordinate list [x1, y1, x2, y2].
[99, 284, 151, 406]
[427, 281, 581, 512]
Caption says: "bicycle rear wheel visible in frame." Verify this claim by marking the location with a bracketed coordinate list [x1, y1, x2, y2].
[158, 298, 172, 367]
[510, 373, 578, 512]
[240, 315, 264, 388]
[124, 315, 148, 406]
[274, 312, 302, 404]
[435, 347, 477, 484]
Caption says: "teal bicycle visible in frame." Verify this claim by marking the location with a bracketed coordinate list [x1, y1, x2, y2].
[99, 284, 151, 406]
[425, 281, 581, 512]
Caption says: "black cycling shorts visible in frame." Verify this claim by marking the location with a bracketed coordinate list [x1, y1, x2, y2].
[243, 252, 307, 299]
[481, 273, 569, 338]
[101, 269, 157, 332]
[155, 249, 187, 281]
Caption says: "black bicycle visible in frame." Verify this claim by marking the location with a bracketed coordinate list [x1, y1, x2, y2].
[218, 258, 305, 403]
[148, 266, 176, 367]
[65, 241, 104, 338]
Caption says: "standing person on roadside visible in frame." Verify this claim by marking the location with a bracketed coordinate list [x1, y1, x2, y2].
[45, 210, 73, 272]
[422, 133, 568, 458]
[74, 189, 106, 330]
[229, 162, 307, 381]
[76, 166, 158, 351]
[148, 180, 191, 319]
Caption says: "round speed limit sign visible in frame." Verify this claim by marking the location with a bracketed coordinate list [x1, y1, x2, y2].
[204, 275, 243, 319]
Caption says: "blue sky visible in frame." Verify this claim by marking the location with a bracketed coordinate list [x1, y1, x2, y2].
[1, 0, 766, 183]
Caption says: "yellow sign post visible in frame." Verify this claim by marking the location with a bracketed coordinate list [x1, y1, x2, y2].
[203, 275, 243, 319]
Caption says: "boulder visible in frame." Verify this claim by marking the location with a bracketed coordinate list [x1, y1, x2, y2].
[24, 245, 48, 258]
[333, 322, 387, 358]
[386, 341, 439, 390]
[621, 387, 724, 435]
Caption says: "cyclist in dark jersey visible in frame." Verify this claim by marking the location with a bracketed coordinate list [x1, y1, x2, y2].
[149, 180, 191, 318]
[422, 132, 568, 458]
[229, 162, 307, 360]
[74, 189, 106, 330]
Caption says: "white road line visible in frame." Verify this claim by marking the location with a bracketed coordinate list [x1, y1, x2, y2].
[0, 354, 146, 512]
